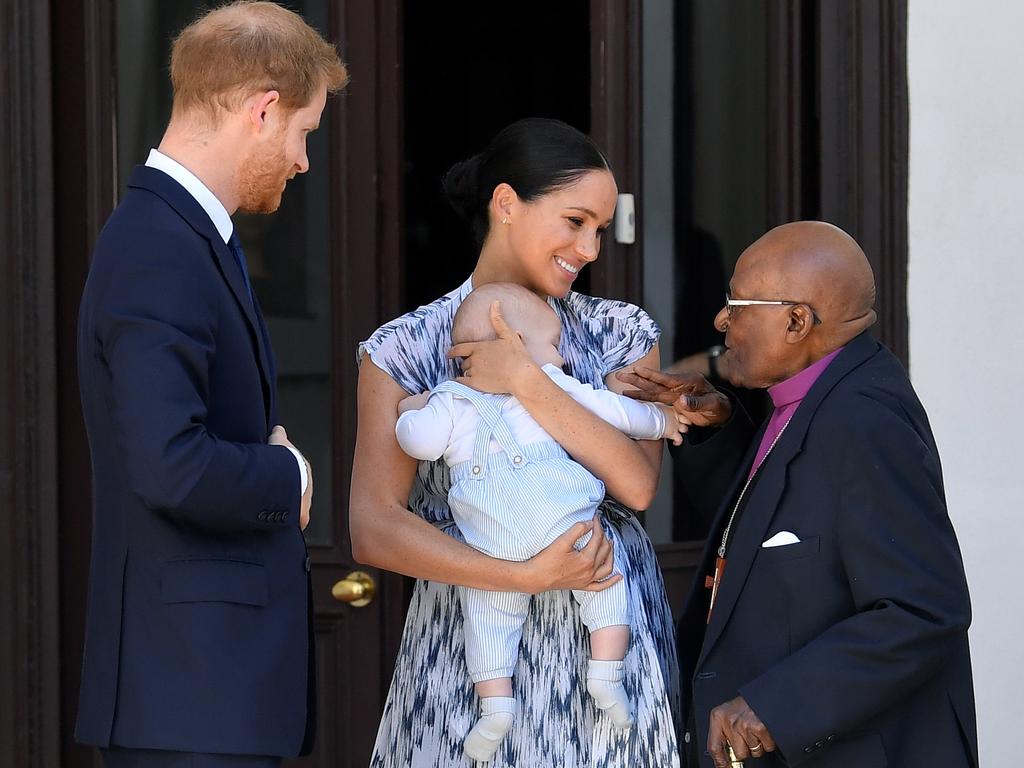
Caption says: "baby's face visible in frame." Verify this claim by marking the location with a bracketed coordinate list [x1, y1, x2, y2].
[519, 305, 564, 369]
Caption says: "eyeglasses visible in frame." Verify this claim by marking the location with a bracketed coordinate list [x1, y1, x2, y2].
[724, 292, 822, 324]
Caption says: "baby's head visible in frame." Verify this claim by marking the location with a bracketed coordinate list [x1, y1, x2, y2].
[452, 282, 564, 368]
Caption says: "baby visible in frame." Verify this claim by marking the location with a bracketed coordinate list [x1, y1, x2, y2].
[395, 282, 684, 763]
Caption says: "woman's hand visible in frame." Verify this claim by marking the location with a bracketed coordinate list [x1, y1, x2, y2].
[520, 520, 620, 595]
[617, 366, 732, 428]
[448, 301, 541, 396]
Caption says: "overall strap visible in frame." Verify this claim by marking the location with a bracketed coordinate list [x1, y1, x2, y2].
[433, 380, 528, 472]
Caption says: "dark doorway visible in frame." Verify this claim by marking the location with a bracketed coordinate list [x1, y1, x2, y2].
[669, 0, 776, 542]
[403, 0, 592, 309]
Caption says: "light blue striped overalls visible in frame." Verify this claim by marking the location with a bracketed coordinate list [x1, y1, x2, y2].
[433, 380, 631, 683]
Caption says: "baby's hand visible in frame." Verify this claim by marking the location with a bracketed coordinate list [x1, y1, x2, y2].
[398, 392, 430, 414]
[657, 403, 691, 446]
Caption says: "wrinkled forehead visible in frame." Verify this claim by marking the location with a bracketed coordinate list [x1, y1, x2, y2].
[730, 249, 784, 295]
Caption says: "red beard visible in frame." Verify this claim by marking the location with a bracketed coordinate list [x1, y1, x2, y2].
[237, 139, 290, 214]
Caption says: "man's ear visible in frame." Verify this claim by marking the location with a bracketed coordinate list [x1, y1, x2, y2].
[785, 305, 816, 344]
[247, 90, 281, 132]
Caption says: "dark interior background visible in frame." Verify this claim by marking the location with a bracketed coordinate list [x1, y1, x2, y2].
[403, 0, 591, 309]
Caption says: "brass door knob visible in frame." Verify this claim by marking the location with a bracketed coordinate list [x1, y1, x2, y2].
[331, 570, 375, 607]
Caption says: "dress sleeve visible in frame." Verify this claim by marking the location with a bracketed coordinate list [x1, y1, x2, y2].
[586, 298, 661, 375]
[357, 301, 452, 395]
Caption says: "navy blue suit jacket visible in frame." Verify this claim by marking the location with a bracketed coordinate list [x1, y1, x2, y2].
[76, 166, 315, 756]
[676, 332, 977, 767]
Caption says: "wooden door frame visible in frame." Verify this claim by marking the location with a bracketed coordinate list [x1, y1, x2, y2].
[589, 0, 644, 305]
[50, 0, 118, 765]
[768, 0, 910, 365]
[1, 0, 62, 766]
[310, 2, 409, 763]
[1, 0, 909, 764]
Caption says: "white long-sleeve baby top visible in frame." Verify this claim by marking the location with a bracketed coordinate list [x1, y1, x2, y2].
[396, 363, 666, 466]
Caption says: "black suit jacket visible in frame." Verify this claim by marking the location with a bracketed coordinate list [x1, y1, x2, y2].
[76, 165, 316, 756]
[676, 332, 978, 767]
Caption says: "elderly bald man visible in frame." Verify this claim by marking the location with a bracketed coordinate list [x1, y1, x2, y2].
[622, 222, 977, 768]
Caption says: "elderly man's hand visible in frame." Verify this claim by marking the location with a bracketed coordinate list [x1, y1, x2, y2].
[707, 696, 776, 766]
[616, 366, 731, 428]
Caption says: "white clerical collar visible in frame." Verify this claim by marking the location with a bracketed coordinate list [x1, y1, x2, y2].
[145, 148, 233, 244]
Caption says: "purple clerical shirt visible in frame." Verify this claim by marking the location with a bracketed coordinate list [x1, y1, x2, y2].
[747, 347, 844, 480]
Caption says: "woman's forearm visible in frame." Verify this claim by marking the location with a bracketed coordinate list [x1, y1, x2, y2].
[349, 361, 532, 590]
[512, 365, 661, 509]
[350, 359, 615, 594]
[349, 496, 535, 591]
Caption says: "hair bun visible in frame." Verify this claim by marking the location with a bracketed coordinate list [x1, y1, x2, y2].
[442, 118, 610, 248]
[441, 154, 483, 224]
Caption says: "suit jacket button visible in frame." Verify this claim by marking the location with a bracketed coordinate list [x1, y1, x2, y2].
[304, 556, 312, 573]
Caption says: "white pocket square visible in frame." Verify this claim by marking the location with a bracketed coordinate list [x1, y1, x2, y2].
[762, 530, 801, 548]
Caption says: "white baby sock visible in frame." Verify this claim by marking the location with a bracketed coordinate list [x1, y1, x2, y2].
[586, 659, 634, 728]
[463, 696, 517, 763]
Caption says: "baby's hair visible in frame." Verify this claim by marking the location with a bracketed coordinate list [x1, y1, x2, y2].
[452, 283, 556, 345]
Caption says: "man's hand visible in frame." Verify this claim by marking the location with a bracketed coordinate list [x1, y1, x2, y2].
[448, 301, 540, 396]
[299, 456, 313, 531]
[707, 696, 776, 766]
[269, 425, 313, 531]
[658, 403, 690, 446]
[520, 520, 620, 595]
[617, 366, 732, 428]
[398, 392, 430, 414]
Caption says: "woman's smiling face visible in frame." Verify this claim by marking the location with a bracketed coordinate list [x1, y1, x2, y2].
[504, 169, 618, 298]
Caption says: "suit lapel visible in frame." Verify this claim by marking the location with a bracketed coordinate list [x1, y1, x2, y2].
[128, 165, 274, 428]
[211, 236, 275, 425]
[697, 332, 881, 666]
[251, 292, 278, 426]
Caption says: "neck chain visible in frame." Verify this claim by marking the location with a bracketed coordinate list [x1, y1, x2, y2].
[717, 416, 794, 558]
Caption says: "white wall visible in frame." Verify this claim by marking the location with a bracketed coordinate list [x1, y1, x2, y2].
[908, 3, 1024, 764]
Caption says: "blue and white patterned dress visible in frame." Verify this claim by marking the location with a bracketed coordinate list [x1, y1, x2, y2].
[359, 276, 681, 768]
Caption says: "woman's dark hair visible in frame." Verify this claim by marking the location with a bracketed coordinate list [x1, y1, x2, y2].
[442, 117, 611, 247]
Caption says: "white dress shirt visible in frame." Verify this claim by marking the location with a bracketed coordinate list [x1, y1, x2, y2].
[145, 149, 308, 496]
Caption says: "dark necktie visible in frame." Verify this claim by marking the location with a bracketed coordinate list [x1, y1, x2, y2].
[227, 231, 255, 311]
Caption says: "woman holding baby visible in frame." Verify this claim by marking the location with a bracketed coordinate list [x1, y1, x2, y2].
[350, 118, 682, 766]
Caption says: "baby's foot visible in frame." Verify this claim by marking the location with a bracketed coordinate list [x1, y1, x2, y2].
[586, 659, 634, 729]
[464, 696, 517, 763]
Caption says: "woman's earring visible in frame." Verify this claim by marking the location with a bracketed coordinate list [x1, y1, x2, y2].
[501, 217, 509, 225]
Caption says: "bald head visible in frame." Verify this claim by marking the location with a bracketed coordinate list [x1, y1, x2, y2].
[453, 283, 557, 343]
[452, 282, 565, 369]
[737, 221, 876, 351]
[715, 222, 877, 388]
